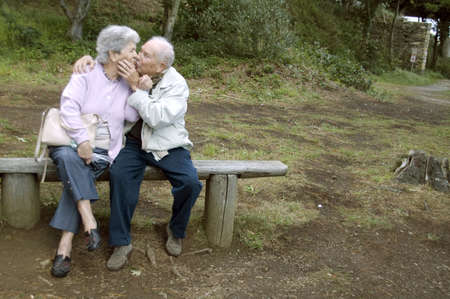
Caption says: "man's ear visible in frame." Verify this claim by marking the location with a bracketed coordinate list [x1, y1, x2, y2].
[159, 62, 167, 72]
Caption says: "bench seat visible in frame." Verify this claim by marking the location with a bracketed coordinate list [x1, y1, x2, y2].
[0, 158, 288, 247]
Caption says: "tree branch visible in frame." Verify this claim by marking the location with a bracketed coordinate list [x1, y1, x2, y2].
[59, 0, 73, 20]
[76, 0, 91, 20]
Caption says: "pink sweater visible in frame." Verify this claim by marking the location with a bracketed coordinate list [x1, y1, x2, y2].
[60, 63, 139, 160]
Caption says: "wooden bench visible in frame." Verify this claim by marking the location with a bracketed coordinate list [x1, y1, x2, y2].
[0, 158, 287, 247]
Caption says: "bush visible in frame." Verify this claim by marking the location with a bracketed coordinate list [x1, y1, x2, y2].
[435, 57, 450, 79]
[295, 43, 372, 91]
[176, 0, 294, 59]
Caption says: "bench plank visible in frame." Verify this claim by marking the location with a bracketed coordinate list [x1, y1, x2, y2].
[0, 158, 288, 180]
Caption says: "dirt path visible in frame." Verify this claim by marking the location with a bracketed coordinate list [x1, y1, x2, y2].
[407, 79, 450, 106]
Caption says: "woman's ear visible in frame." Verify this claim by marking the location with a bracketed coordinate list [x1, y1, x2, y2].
[109, 50, 119, 62]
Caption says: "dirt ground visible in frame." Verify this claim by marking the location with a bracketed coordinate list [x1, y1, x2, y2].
[0, 79, 449, 298]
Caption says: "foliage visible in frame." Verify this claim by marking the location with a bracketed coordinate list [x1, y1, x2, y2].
[84, 1, 133, 41]
[289, 43, 373, 91]
[0, 3, 43, 49]
[435, 57, 450, 79]
[176, 0, 294, 58]
[287, 0, 362, 55]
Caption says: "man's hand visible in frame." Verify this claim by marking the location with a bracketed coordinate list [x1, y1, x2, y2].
[137, 75, 153, 91]
[73, 56, 95, 74]
[118, 60, 139, 91]
[77, 141, 93, 164]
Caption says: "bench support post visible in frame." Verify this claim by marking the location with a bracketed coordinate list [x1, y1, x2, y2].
[205, 174, 238, 247]
[1, 174, 40, 229]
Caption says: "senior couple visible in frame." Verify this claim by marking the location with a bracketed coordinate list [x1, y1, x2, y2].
[49, 25, 202, 278]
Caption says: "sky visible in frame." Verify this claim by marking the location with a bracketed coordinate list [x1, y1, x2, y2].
[403, 16, 437, 35]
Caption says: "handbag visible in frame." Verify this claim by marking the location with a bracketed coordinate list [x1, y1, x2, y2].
[34, 107, 100, 182]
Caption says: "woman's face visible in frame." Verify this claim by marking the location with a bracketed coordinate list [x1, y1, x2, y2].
[111, 41, 138, 65]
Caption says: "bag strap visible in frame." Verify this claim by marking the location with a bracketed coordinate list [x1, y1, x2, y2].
[34, 108, 50, 162]
[35, 108, 52, 183]
[40, 147, 48, 183]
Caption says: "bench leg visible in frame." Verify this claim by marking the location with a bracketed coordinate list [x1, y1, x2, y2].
[1, 174, 40, 229]
[205, 174, 238, 247]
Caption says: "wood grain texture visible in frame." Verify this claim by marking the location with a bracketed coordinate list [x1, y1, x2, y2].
[0, 158, 288, 181]
[205, 174, 238, 247]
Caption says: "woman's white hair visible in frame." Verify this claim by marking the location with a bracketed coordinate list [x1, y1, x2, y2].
[96, 25, 140, 64]
[149, 36, 175, 68]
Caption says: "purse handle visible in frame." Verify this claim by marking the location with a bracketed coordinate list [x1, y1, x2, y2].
[34, 107, 50, 162]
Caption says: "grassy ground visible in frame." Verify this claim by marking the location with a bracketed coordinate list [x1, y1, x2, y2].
[0, 57, 449, 297]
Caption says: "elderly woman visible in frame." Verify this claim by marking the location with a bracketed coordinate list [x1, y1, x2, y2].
[49, 25, 140, 278]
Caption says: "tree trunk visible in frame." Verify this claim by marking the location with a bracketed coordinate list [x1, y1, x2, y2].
[60, 0, 91, 41]
[388, 0, 401, 67]
[431, 21, 440, 69]
[70, 20, 83, 41]
[438, 16, 449, 58]
[162, 0, 181, 41]
[364, 0, 372, 44]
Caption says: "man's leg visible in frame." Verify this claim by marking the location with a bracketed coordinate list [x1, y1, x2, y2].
[108, 140, 147, 246]
[149, 148, 202, 240]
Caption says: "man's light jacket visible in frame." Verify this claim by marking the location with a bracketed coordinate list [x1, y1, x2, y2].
[126, 66, 193, 153]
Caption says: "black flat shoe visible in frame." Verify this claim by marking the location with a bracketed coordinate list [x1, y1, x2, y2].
[85, 228, 101, 251]
[51, 254, 71, 278]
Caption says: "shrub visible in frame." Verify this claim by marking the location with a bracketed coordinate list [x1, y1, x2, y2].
[435, 57, 450, 79]
[176, 0, 294, 59]
[294, 43, 372, 91]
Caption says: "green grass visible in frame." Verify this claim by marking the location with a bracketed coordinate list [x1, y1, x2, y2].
[338, 207, 394, 230]
[376, 69, 444, 86]
[236, 199, 319, 249]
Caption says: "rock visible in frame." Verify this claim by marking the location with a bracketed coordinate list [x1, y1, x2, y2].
[39, 259, 51, 268]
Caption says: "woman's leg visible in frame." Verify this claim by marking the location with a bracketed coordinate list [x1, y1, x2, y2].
[57, 231, 74, 257]
[49, 147, 107, 249]
[77, 199, 97, 232]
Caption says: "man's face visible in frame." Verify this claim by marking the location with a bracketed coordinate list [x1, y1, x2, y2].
[136, 41, 165, 77]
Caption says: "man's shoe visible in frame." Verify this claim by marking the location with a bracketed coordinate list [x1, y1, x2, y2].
[106, 244, 133, 271]
[51, 254, 71, 278]
[166, 224, 182, 256]
[85, 228, 101, 251]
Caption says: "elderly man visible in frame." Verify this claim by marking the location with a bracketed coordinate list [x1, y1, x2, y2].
[74, 36, 202, 271]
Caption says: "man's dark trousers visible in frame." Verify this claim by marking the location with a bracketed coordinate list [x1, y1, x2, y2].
[108, 138, 202, 246]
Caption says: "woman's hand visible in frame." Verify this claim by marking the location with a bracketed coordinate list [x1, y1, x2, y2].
[137, 75, 153, 91]
[77, 141, 93, 164]
[73, 56, 96, 74]
[118, 59, 139, 90]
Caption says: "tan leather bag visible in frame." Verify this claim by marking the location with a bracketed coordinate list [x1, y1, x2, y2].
[34, 107, 100, 181]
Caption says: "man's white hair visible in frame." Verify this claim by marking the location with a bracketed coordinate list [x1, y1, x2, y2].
[148, 36, 175, 68]
[96, 25, 140, 64]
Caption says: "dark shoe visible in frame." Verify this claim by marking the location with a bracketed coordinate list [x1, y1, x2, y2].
[85, 228, 101, 251]
[106, 244, 133, 271]
[51, 255, 71, 278]
[166, 224, 182, 256]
